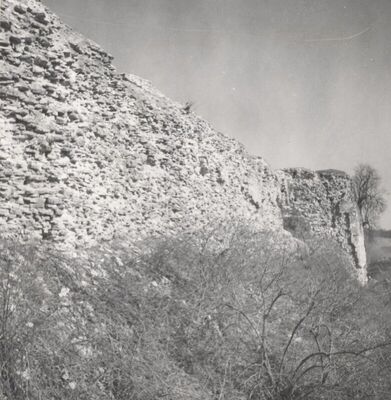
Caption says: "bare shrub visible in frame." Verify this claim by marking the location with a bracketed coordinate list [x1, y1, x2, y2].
[130, 227, 391, 399]
[0, 225, 390, 400]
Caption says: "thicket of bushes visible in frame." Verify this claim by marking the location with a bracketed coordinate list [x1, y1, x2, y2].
[0, 225, 391, 399]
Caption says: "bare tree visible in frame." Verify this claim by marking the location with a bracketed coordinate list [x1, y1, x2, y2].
[352, 164, 386, 231]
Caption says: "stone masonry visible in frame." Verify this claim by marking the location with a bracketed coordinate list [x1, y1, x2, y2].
[0, 0, 367, 282]
[277, 168, 367, 283]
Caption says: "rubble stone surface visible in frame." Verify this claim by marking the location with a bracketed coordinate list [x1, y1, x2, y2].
[277, 169, 367, 283]
[0, 0, 367, 282]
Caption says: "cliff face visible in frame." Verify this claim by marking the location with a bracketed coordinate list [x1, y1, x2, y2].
[0, 0, 367, 281]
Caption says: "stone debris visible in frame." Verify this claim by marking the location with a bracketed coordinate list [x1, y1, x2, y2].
[0, 0, 367, 282]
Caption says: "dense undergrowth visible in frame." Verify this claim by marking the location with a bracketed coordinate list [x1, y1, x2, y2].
[0, 226, 391, 400]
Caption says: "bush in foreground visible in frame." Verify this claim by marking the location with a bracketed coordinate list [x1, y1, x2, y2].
[0, 226, 390, 399]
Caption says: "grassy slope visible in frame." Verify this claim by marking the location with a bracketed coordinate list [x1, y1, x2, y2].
[367, 230, 391, 278]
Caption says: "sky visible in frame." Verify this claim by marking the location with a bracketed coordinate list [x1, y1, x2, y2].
[43, 0, 391, 227]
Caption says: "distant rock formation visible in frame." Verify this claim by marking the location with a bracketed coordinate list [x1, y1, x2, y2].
[0, 0, 367, 282]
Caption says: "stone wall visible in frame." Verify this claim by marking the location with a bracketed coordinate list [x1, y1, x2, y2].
[0, 0, 367, 281]
[278, 168, 367, 283]
[0, 0, 283, 246]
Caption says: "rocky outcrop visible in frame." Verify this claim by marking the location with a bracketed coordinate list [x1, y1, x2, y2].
[0, 0, 367, 281]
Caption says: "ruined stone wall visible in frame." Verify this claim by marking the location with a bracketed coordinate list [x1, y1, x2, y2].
[0, 0, 367, 281]
[278, 168, 367, 283]
[0, 0, 283, 246]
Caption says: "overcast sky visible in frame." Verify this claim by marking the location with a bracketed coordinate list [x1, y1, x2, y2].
[43, 0, 391, 227]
